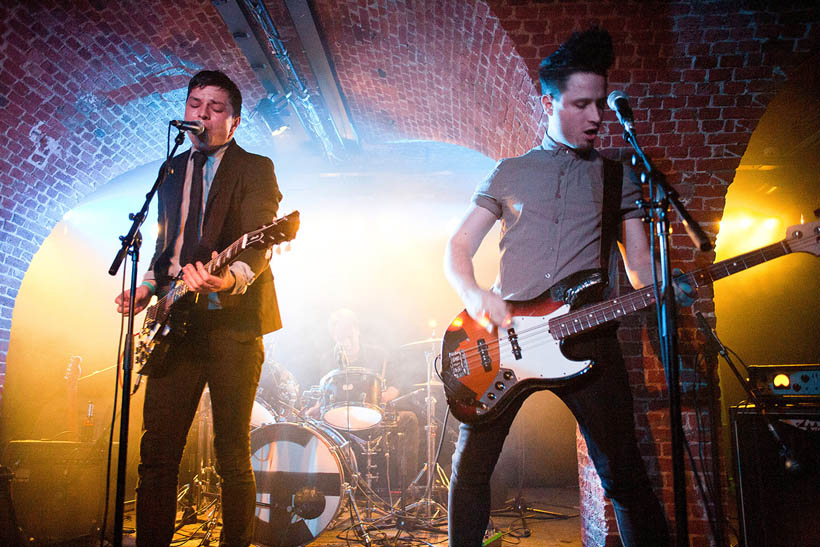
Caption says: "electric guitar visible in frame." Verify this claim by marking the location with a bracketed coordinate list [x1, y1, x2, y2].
[135, 211, 300, 377]
[440, 219, 820, 424]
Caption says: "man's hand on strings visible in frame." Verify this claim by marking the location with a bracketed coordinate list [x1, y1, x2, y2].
[672, 267, 696, 307]
[465, 288, 512, 332]
[182, 251, 235, 294]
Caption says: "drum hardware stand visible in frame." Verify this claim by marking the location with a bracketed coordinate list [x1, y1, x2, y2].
[404, 347, 448, 521]
[338, 479, 373, 546]
[176, 393, 222, 533]
[324, 434, 381, 545]
[495, 416, 569, 535]
[346, 430, 386, 519]
[379, 434, 446, 546]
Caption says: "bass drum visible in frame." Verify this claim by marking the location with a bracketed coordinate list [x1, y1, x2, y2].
[251, 421, 356, 546]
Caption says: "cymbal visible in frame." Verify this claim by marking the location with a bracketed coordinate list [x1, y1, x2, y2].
[399, 337, 440, 348]
[413, 380, 443, 387]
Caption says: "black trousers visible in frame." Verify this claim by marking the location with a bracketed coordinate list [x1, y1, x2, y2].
[136, 318, 263, 547]
[447, 335, 670, 547]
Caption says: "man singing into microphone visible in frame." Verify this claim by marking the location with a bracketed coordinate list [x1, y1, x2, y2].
[115, 70, 283, 546]
[444, 28, 684, 546]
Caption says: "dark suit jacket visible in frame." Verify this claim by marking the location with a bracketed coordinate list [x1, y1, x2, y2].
[149, 140, 283, 339]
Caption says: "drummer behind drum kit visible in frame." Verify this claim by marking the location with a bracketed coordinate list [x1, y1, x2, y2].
[179, 341, 451, 546]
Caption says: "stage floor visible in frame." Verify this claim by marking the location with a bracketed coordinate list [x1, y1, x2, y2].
[115, 486, 582, 546]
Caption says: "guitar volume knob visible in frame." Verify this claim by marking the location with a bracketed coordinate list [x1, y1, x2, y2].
[495, 382, 505, 391]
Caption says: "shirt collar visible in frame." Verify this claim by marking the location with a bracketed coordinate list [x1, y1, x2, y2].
[188, 140, 231, 161]
[539, 134, 596, 160]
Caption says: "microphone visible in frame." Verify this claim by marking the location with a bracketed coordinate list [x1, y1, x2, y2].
[169, 120, 204, 135]
[607, 90, 634, 133]
[334, 344, 349, 367]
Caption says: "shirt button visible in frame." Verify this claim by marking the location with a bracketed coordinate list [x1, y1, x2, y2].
[554, 219, 559, 224]
[545, 273, 551, 279]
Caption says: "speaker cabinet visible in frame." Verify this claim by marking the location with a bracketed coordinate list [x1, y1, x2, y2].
[3, 440, 115, 543]
[731, 404, 820, 547]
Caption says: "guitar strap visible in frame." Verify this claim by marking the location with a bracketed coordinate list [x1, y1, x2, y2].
[548, 157, 625, 308]
[600, 157, 624, 298]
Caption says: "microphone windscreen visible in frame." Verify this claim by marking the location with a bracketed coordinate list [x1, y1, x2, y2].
[607, 90, 628, 111]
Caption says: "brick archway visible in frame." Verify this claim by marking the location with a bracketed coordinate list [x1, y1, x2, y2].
[2, 1, 820, 545]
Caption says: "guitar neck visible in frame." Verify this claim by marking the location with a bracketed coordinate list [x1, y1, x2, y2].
[550, 238, 792, 340]
[141, 210, 299, 333]
[687, 239, 789, 286]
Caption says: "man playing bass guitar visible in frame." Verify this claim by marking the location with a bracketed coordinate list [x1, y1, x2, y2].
[443, 28, 686, 547]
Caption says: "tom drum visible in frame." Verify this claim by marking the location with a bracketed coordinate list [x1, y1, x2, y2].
[319, 367, 383, 430]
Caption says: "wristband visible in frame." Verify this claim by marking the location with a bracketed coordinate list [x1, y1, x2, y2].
[141, 280, 157, 295]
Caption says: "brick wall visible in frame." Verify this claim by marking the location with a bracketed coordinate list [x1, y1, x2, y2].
[2, 0, 819, 544]
[0, 0, 270, 391]
[310, 0, 545, 158]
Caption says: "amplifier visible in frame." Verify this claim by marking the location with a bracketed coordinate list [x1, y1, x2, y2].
[747, 364, 820, 401]
[2, 440, 129, 543]
[731, 404, 820, 547]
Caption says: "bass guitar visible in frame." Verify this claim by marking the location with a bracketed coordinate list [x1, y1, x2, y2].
[440, 219, 820, 424]
[135, 211, 300, 376]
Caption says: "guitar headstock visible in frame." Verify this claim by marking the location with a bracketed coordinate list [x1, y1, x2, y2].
[64, 355, 82, 390]
[785, 218, 820, 256]
[246, 211, 300, 249]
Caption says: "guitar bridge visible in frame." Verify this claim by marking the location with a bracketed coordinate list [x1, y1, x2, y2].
[448, 350, 469, 378]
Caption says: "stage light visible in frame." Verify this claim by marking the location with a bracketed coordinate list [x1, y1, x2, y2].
[716, 215, 782, 258]
[257, 94, 291, 137]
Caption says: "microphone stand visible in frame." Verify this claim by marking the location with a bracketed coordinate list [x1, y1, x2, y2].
[695, 313, 797, 470]
[617, 123, 711, 547]
[107, 129, 187, 546]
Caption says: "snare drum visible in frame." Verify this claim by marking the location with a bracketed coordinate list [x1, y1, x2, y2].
[319, 367, 384, 430]
[251, 421, 356, 547]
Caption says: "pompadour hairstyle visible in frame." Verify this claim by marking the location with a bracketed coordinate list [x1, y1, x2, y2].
[538, 27, 614, 97]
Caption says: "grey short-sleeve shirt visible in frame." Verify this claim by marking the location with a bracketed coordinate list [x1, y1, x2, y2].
[473, 139, 642, 301]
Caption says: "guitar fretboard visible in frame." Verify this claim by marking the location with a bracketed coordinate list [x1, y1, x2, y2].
[142, 212, 298, 325]
[549, 239, 795, 340]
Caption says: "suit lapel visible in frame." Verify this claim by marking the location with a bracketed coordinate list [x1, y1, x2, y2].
[201, 140, 240, 249]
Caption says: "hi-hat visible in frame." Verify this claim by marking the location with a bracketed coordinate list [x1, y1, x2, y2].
[400, 337, 440, 348]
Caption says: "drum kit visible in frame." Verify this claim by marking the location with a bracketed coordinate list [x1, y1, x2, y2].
[178, 340, 452, 546]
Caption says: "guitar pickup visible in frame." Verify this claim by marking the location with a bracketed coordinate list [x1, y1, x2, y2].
[477, 339, 492, 372]
[507, 328, 522, 360]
